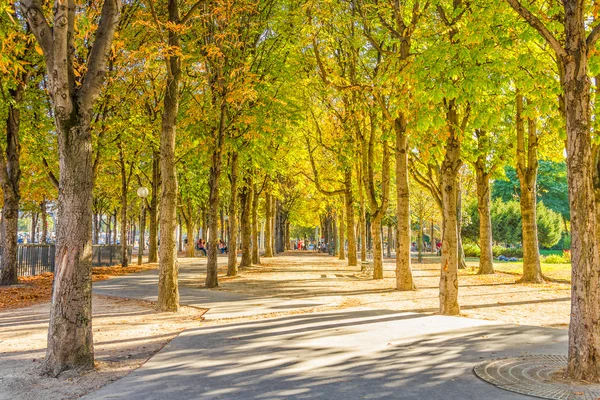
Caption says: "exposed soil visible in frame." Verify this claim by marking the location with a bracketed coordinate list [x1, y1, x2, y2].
[0, 264, 158, 311]
[215, 252, 571, 329]
[0, 295, 206, 400]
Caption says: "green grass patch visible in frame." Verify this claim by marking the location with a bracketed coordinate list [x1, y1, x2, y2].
[493, 261, 571, 282]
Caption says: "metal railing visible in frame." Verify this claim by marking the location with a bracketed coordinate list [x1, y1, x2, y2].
[0, 244, 132, 277]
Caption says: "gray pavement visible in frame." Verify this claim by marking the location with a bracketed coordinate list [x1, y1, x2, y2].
[84, 307, 567, 400]
[93, 258, 324, 319]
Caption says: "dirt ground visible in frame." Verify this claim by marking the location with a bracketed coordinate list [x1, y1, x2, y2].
[0, 263, 159, 311]
[0, 295, 206, 400]
[215, 252, 572, 329]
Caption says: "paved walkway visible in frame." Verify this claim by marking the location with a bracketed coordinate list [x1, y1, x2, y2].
[87, 256, 568, 399]
[93, 258, 324, 320]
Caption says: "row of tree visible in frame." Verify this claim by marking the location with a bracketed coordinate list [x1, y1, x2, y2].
[2, 0, 600, 384]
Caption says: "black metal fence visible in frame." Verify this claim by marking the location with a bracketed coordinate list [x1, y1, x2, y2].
[0, 244, 133, 277]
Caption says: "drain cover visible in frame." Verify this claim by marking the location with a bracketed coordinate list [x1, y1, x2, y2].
[474, 355, 600, 399]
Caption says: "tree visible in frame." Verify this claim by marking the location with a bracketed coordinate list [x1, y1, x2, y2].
[21, 0, 121, 375]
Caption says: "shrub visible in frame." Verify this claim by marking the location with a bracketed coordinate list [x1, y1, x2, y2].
[463, 243, 481, 258]
[562, 250, 571, 263]
[492, 246, 523, 258]
[543, 254, 566, 264]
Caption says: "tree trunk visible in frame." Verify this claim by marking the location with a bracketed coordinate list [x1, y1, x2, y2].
[264, 190, 273, 257]
[148, 150, 159, 263]
[386, 225, 393, 258]
[0, 61, 25, 286]
[338, 206, 345, 260]
[395, 126, 414, 289]
[227, 153, 239, 276]
[185, 211, 195, 258]
[206, 104, 226, 288]
[515, 94, 543, 283]
[457, 186, 467, 270]
[120, 158, 129, 267]
[371, 216, 384, 279]
[439, 100, 461, 316]
[239, 178, 252, 267]
[252, 182, 260, 264]
[475, 153, 494, 275]
[0, 196, 19, 285]
[344, 168, 357, 266]
[561, 19, 600, 380]
[41, 200, 48, 244]
[44, 112, 95, 375]
[30, 212, 38, 243]
[157, 0, 182, 311]
[475, 173, 494, 274]
[358, 164, 367, 262]
[417, 219, 423, 263]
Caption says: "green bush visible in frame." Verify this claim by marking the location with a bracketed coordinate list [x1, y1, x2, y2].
[463, 243, 481, 257]
[492, 246, 523, 258]
[543, 254, 566, 264]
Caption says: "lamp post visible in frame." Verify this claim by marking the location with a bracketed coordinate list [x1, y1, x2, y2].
[137, 187, 149, 265]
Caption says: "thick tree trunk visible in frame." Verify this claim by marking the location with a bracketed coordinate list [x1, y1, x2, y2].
[148, 151, 159, 263]
[343, 169, 357, 265]
[439, 102, 461, 316]
[239, 179, 252, 267]
[44, 112, 95, 376]
[227, 153, 239, 276]
[475, 166, 494, 274]
[338, 206, 345, 260]
[251, 182, 260, 264]
[206, 105, 226, 288]
[264, 190, 273, 257]
[562, 28, 600, 380]
[157, 0, 181, 311]
[395, 127, 414, 289]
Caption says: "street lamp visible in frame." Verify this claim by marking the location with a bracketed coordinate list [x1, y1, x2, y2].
[137, 187, 149, 265]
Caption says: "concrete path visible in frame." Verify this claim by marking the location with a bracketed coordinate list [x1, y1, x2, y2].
[93, 259, 324, 320]
[84, 307, 566, 400]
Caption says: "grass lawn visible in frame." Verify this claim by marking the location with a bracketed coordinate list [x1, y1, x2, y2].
[489, 261, 571, 282]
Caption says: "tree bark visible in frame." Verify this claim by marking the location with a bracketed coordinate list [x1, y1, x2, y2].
[475, 164, 494, 274]
[251, 182, 260, 264]
[239, 177, 253, 267]
[21, 0, 121, 375]
[563, 30, 600, 381]
[148, 150, 159, 263]
[264, 190, 273, 257]
[205, 104, 226, 288]
[343, 168, 357, 265]
[0, 86, 23, 285]
[41, 200, 48, 244]
[439, 100, 462, 316]
[227, 153, 239, 276]
[395, 123, 415, 289]
[357, 163, 367, 262]
[515, 94, 543, 283]
[338, 205, 345, 260]
[119, 149, 129, 268]
[157, 0, 181, 311]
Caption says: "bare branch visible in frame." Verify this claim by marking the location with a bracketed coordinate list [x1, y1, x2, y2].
[79, 0, 122, 111]
[504, 0, 567, 58]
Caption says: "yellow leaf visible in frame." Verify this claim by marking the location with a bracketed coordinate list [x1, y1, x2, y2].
[35, 45, 43, 55]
